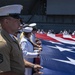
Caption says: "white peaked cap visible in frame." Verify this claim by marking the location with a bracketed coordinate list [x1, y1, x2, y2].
[29, 23, 36, 27]
[0, 4, 23, 16]
[20, 23, 29, 27]
[23, 27, 33, 32]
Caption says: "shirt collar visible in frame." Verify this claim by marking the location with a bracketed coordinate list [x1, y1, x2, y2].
[9, 34, 15, 40]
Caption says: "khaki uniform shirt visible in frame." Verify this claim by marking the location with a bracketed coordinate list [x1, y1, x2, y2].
[0, 29, 25, 75]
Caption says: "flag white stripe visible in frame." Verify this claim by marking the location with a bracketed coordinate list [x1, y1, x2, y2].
[47, 34, 75, 45]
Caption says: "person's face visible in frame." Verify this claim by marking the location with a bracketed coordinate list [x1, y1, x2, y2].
[6, 16, 21, 33]
[28, 32, 31, 37]
[32, 30, 37, 34]
[25, 32, 31, 38]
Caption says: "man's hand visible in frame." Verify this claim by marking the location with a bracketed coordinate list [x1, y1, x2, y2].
[33, 64, 43, 75]
[33, 64, 43, 72]
[38, 47, 42, 51]
[37, 45, 42, 48]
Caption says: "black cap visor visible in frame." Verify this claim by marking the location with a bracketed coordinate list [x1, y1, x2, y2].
[9, 14, 21, 19]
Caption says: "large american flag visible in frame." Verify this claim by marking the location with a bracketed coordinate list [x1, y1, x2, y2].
[36, 33, 75, 75]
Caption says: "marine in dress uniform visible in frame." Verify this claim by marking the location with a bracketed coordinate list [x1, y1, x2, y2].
[0, 4, 25, 75]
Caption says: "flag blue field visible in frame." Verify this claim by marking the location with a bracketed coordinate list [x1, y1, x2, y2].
[36, 33, 75, 75]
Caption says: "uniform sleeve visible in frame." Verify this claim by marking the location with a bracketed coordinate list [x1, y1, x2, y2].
[20, 41, 39, 58]
[0, 42, 11, 73]
[25, 52, 39, 58]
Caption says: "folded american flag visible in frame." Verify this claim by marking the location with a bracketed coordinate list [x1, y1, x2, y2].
[36, 33, 75, 75]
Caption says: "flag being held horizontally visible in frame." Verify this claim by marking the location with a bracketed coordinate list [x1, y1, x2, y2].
[36, 33, 75, 75]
